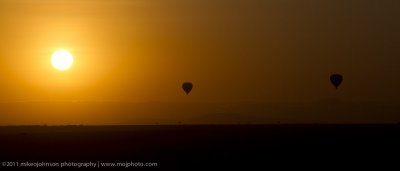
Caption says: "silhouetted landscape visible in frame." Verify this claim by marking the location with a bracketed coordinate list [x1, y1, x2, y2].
[1, 124, 400, 169]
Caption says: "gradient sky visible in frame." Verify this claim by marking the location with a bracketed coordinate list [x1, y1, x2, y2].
[0, 0, 399, 124]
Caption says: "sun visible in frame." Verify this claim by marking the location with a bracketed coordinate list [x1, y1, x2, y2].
[51, 50, 74, 71]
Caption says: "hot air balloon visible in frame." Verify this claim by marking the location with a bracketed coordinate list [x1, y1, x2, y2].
[182, 82, 193, 95]
[330, 74, 343, 89]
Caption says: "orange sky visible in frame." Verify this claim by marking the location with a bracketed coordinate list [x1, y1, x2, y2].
[1, 0, 400, 103]
[0, 0, 399, 124]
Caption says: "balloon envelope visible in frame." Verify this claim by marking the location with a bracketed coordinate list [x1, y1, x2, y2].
[330, 74, 343, 89]
[182, 82, 193, 95]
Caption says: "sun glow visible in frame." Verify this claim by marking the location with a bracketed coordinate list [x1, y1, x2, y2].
[51, 50, 74, 71]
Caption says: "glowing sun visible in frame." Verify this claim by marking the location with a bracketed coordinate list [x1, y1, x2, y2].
[51, 50, 74, 71]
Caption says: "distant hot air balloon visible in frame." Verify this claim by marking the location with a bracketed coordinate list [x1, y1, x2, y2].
[182, 82, 193, 95]
[330, 74, 343, 89]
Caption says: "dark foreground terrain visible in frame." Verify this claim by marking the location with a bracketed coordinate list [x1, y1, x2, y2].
[1, 124, 400, 169]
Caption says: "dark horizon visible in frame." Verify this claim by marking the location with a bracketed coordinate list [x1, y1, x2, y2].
[1, 124, 400, 169]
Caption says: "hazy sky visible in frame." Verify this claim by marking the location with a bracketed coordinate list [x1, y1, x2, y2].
[0, 0, 399, 104]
